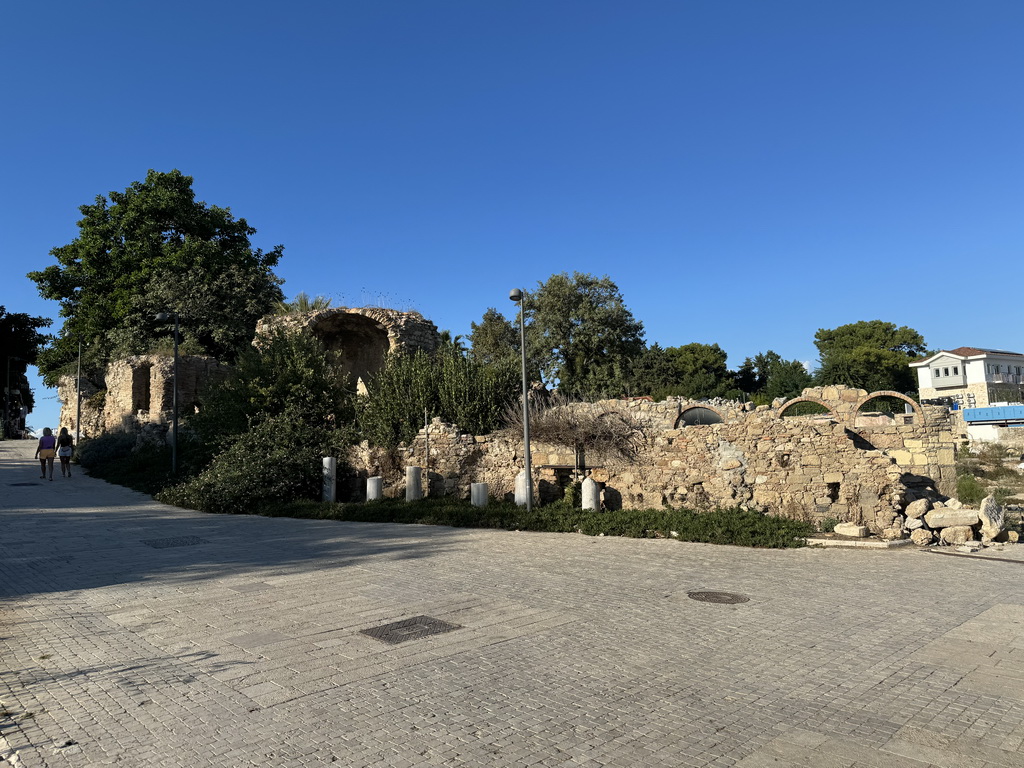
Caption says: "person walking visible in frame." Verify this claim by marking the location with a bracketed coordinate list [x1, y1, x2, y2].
[35, 427, 57, 480]
[56, 427, 75, 477]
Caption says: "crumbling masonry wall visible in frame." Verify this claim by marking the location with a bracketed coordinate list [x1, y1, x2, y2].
[348, 386, 957, 534]
[257, 307, 439, 390]
[58, 355, 225, 437]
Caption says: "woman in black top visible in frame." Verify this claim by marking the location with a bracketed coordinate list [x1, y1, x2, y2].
[56, 427, 75, 478]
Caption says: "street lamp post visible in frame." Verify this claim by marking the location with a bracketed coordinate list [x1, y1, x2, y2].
[509, 289, 532, 512]
[155, 313, 179, 474]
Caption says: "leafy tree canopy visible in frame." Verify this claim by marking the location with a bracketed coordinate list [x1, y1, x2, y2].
[29, 169, 284, 386]
[469, 307, 520, 367]
[0, 306, 51, 414]
[525, 272, 645, 399]
[735, 350, 812, 403]
[813, 320, 927, 393]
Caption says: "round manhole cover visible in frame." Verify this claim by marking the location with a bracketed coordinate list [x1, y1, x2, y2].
[687, 591, 749, 604]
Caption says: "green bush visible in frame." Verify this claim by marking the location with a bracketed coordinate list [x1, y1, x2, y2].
[76, 432, 140, 468]
[158, 407, 354, 514]
[956, 473, 986, 506]
[358, 343, 519, 448]
[264, 497, 813, 548]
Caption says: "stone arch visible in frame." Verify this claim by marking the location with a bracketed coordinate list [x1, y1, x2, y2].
[308, 313, 391, 388]
[675, 405, 725, 428]
[854, 390, 923, 424]
[777, 397, 836, 419]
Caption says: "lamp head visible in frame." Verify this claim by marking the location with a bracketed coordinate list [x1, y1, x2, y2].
[155, 312, 170, 322]
[509, 289, 523, 302]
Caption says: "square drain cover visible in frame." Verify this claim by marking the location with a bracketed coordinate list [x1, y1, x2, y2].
[360, 615, 461, 645]
[141, 536, 209, 549]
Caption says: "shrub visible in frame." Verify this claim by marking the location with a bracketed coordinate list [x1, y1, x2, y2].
[76, 432, 139, 468]
[956, 473, 986, 506]
[265, 497, 813, 548]
[158, 407, 355, 514]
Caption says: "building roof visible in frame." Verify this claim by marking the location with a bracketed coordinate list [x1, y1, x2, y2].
[910, 347, 1024, 367]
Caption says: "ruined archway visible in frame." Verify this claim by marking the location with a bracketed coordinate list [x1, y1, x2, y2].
[778, 397, 835, 419]
[308, 313, 391, 389]
[675, 406, 725, 427]
[854, 391, 923, 426]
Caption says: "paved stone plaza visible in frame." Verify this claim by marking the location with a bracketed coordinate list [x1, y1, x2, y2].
[2, 440, 1024, 767]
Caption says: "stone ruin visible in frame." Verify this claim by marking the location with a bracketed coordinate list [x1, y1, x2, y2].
[58, 306, 440, 437]
[256, 307, 438, 392]
[346, 386, 964, 537]
[58, 355, 226, 439]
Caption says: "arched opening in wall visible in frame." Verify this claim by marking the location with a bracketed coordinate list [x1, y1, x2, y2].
[778, 399, 833, 419]
[309, 313, 391, 390]
[676, 407, 724, 427]
[132, 364, 152, 414]
[855, 393, 920, 427]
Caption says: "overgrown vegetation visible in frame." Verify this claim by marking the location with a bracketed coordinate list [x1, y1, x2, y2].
[259, 497, 813, 548]
[955, 441, 1024, 508]
[358, 340, 519, 448]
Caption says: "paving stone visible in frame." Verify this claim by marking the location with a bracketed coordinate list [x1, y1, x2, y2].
[3, 439, 1024, 767]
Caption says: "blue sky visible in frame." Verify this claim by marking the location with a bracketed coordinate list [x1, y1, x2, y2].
[3, 1, 1022, 432]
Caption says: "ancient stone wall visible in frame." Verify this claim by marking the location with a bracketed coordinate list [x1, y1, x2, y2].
[58, 355, 225, 436]
[346, 386, 957, 535]
[257, 307, 439, 391]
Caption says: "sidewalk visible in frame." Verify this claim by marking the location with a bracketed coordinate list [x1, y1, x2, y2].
[2, 438, 1024, 767]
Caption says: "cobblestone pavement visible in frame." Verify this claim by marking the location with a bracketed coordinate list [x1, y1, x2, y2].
[2, 440, 1024, 767]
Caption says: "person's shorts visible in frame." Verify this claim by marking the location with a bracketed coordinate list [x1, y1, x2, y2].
[58, 447, 73, 458]
[38, 449, 55, 459]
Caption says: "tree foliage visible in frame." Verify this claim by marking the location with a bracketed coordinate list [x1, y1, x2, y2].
[158, 328, 356, 512]
[358, 340, 520, 448]
[275, 292, 332, 315]
[735, 350, 812, 403]
[0, 306, 51, 416]
[814, 320, 927, 393]
[628, 342, 740, 400]
[469, 307, 520, 367]
[525, 272, 645, 399]
[29, 169, 284, 385]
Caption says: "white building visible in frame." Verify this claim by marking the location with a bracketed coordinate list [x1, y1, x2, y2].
[911, 346, 1024, 408]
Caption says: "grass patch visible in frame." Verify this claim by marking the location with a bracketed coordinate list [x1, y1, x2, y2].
[260, 497, 813, 548]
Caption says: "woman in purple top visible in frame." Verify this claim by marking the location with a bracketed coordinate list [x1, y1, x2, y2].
[35, 427, 57, 480]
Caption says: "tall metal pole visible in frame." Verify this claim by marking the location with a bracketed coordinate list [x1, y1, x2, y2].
[76, 340, 82, 443]
[511, 290, 533, 513]
[171, 313, 179, 475]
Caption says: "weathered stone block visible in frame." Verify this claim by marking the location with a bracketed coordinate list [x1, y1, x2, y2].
[978, 495, 1004, 542]
[939, 526, 974, 545]
[834, 522, 869, 538]
[904, 498, 931, 519]
[924, 509, 980, 529]
[910, 528, 934, 545]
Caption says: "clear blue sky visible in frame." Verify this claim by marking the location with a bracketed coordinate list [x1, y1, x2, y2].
[3, 1, 1022, 432]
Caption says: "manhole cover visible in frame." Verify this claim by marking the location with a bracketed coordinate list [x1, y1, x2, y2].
[141, 536, 209, 549]
[687, 591, 749, 604]
[360, 615, 461, 645]
[8, 482, 40, 487]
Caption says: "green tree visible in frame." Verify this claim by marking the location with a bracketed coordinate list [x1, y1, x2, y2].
[274, 292, 332, 315]
[735, 350, 811, 402]
[0, 307, 51, 431]
[526, 272, 645, 399]
[814, 320, 926, 393]
[29, 169, 284, 386]
[469, 307, 520, 367]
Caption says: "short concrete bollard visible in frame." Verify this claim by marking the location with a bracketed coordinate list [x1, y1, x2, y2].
[366, 476, 383, 502]
[514, 470, 531, 507]
[582, 477, 600, 511]
[406, 466, 423, 502]
[322, 457, 337, 503]
[471, 482, 488, 508]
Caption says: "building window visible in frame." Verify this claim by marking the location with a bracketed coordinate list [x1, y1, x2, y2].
[952, 366, 959, 375]
[933, 368, 942, 377]
[943, 367, 949, 376]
